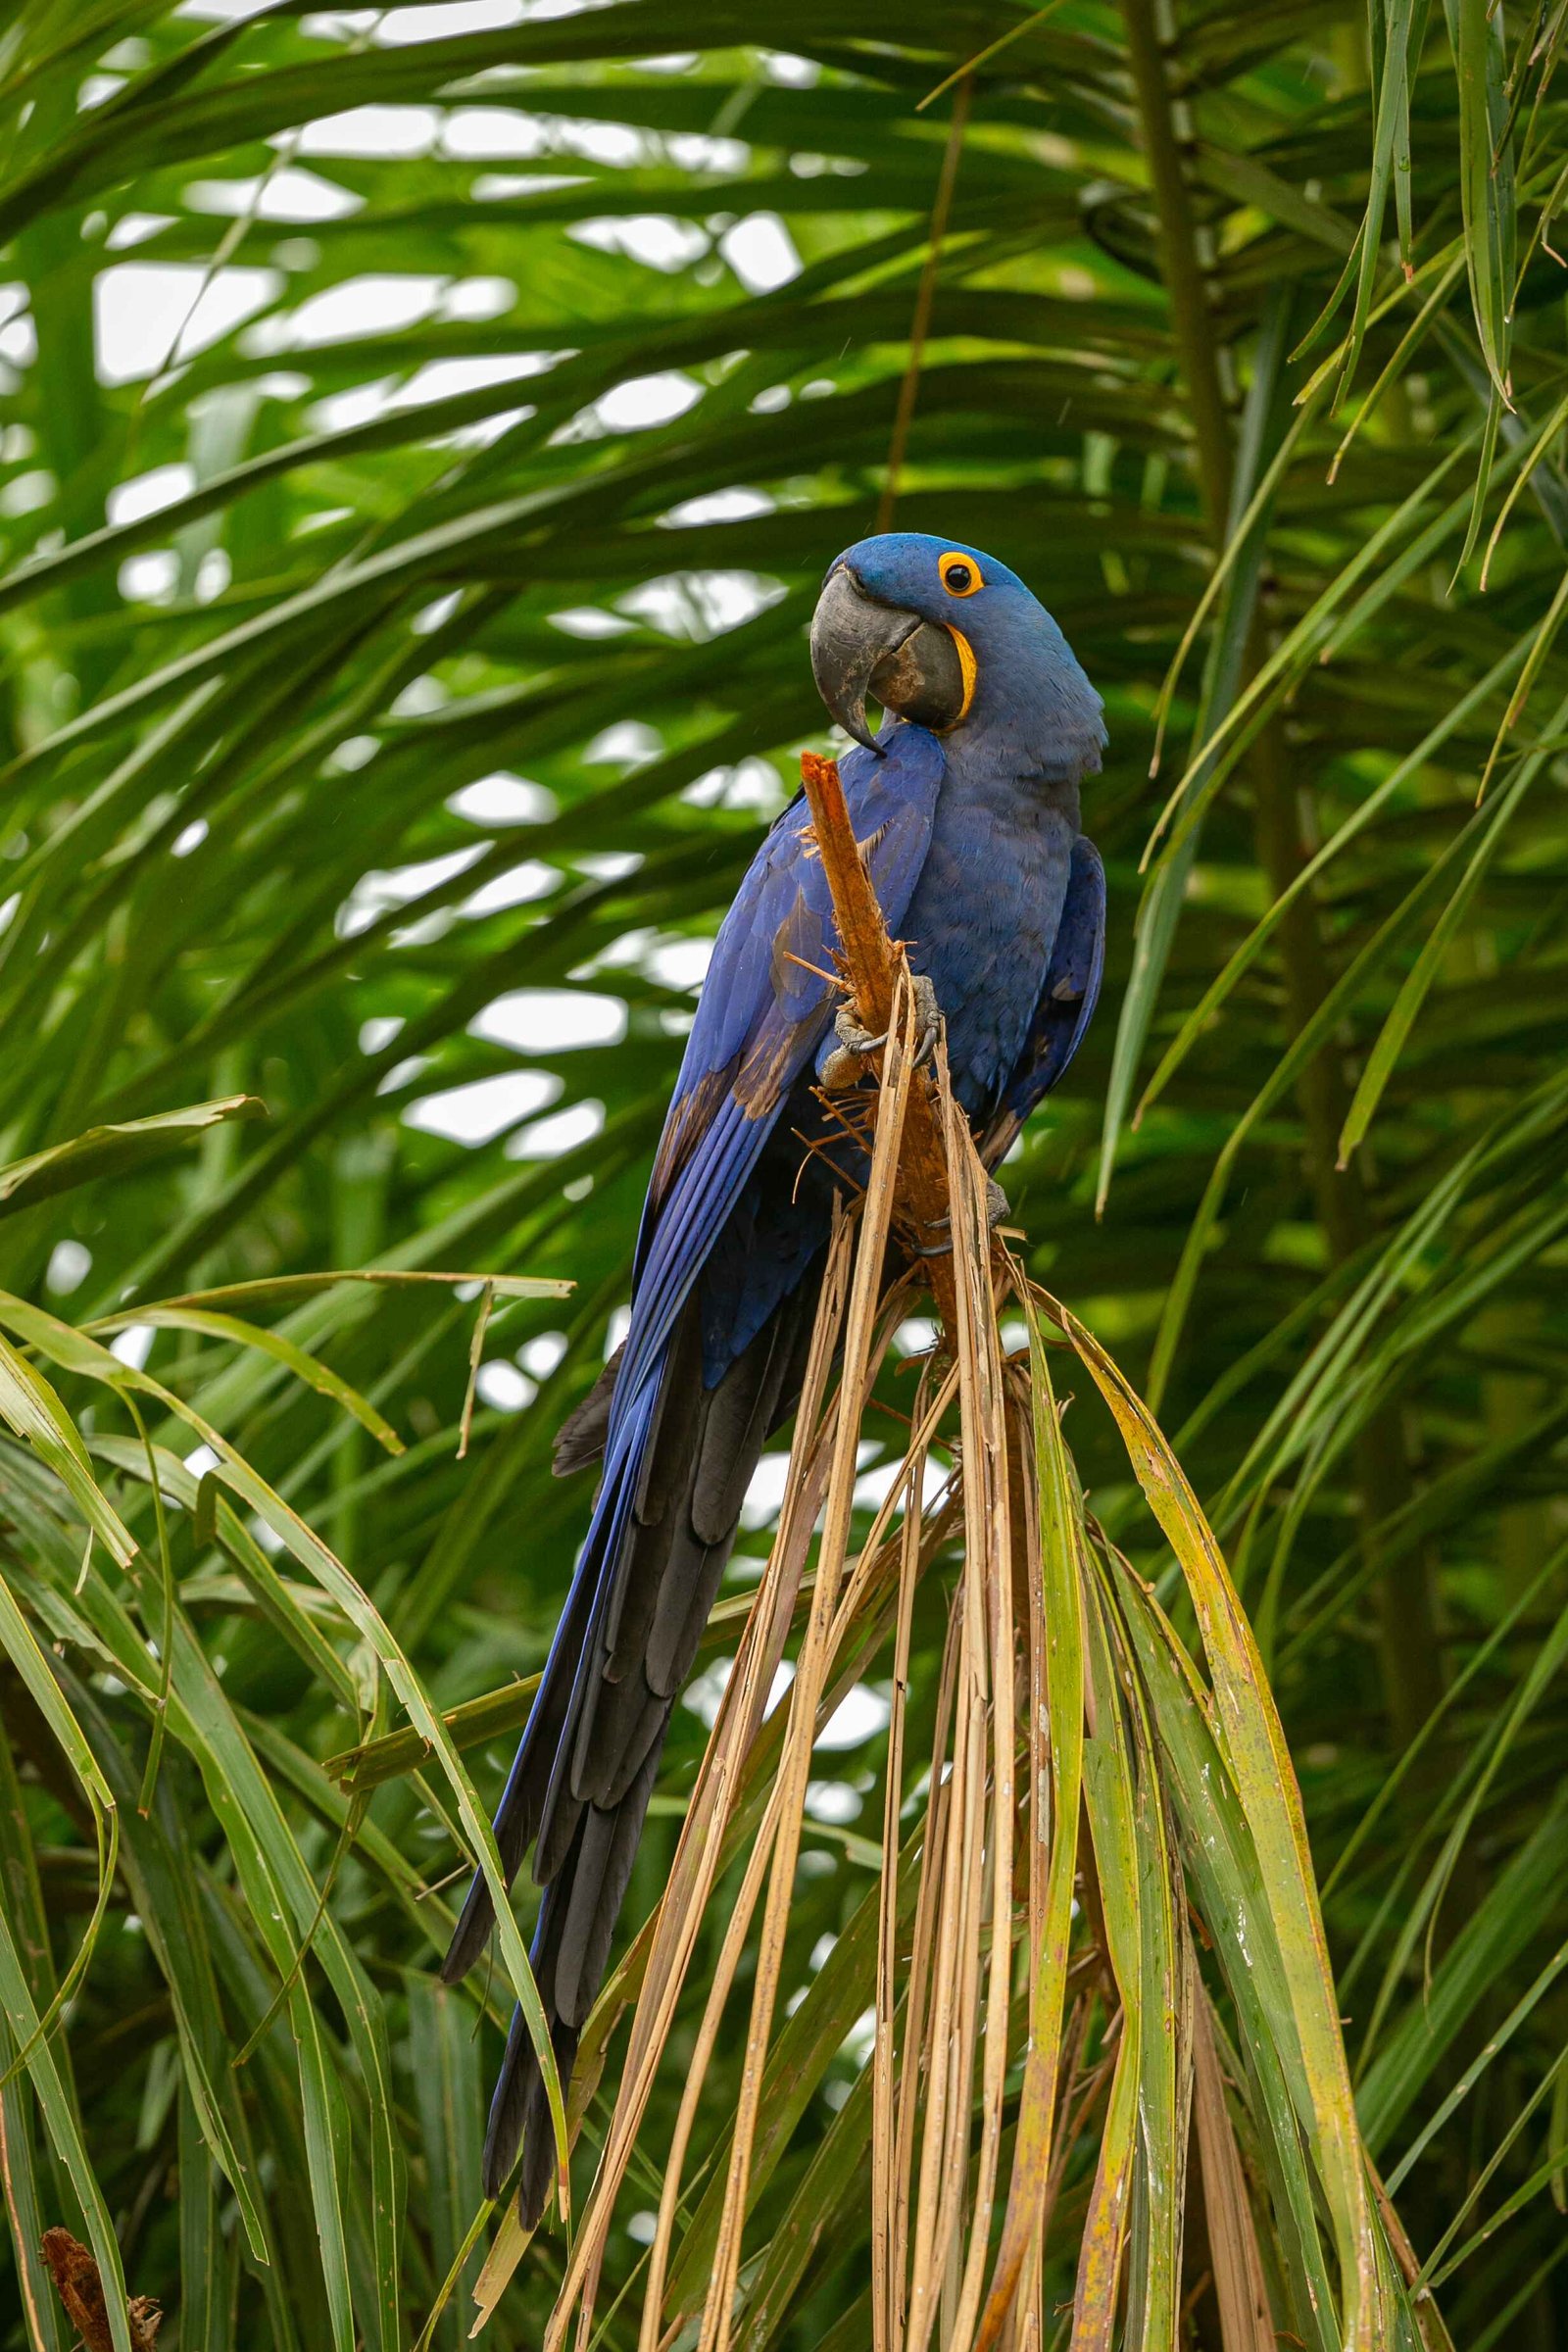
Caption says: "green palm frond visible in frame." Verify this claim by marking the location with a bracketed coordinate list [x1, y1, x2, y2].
[0, 2, 1565, 2343]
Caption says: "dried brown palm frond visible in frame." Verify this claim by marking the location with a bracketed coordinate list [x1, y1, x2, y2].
[458, 758, 1440, 2352]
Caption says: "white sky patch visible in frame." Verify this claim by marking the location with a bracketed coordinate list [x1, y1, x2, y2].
[405, 1067, 561, 1145]
[667, 132, 750, 174]
[391, 674, 447, 717]
[306, 348, 548, 436]
[549, 606, 633, 640]
[119, 552, 179, 604]
[442, 106, 546, 160]
[108, 464, 195, 527]
[411, 349, 546, 397]
[577, 922, 710, 994]
[471, 172, 574, 201]
[376, 1054, 430, 1096]
[105, 214, 172, 250]
[305, 379, 393, 433]
[360, 1015, 405, 1054]
[472, 989, 625, 1053]
[621, 569, 785, 640]
[474, 1357, 535, 1411]
[380, 0, 525, 39]
[681, 758, 784, 812]
[505, 1099, 605, 1158]
[583, 371, 701, 436]
[853, 1451, 950, 1514]
[682, 1656, 732, 1728]
[462, 860, 559, 916]
[0, 311, 36, 368]
[415, 590, 462, 635]
[195, 549, 230, 602]
[662, 485, 775, 527]
[95, 265, 280, 385]
[183, 168, 362, 221]
[448, 772, 557, 825]
[250, 273, 445, 352]
[327, 734, 378, 773]
[184, 1443, 221, 1478]
[446, 277, 515, 321]
[172, 818, 209, 858]
[762, 50, 819, 85]
[840, 2007, 877, 2070]
[741, 1450, 792, 1531]
[804, 1780, 862, 1825]
[337, 846, 486, 938]
[719, 213, 801, 294]
[816, 1683, 892, 1750]
[0, 469, 54, 518]
[748, 1442, 874, 1537]
[548, 117, 644, 170]
[46, 1241, 92, 1296]
[295, 105, 443, 158]
[518, 1331, 567, 1378]
[432, 406, 538, 452]
[584, 720, 661, 766]
[683, 1655, 796, 1732]
[110, 1325, 156, 1370]
[569, 216, 709, 272]
[646, 936, 712, 993]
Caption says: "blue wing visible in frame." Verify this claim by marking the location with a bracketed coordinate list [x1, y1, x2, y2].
[617, 722, 947, 1411]
[981, 834, 1104, 1165]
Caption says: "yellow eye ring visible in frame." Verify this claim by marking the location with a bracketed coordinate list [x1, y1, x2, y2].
[938, 551, 983, 598]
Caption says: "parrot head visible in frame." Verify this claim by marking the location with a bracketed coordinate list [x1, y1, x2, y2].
[810, 530, 1103, 778]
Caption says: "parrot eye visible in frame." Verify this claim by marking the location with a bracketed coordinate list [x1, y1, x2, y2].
[938, 552, 982, 597]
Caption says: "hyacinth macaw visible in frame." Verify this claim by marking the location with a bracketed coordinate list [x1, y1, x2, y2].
[442, 531, 1107, 2223]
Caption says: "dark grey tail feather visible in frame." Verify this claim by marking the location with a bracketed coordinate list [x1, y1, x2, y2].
[543, 1295, 808, 1860]
[455, 1279, 821, 2227]
[552, 1342, 624, 1477]
[483, 2001, 580, 2221]
[481, 1731, 665, 2223]
[440, 1556, 601, 1984]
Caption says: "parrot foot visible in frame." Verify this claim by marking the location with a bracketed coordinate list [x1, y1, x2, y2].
[908, 1177, 1010, 1257]
[821, 974, 941, 1089]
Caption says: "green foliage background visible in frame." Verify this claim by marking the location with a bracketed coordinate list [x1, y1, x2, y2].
[0, 0, 1565, 2344]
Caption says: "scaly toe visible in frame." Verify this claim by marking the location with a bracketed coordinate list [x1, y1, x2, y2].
[908, 973, 942, 1066]
[833, 1001, 887, 1059]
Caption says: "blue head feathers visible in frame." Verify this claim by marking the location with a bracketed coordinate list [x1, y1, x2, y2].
[811, 530, 1104, 785]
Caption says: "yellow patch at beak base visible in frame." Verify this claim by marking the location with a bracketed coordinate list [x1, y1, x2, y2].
[943, 625, 977, 727]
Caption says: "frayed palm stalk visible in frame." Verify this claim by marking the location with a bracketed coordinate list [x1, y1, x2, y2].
[476, 757, 1440, 2352]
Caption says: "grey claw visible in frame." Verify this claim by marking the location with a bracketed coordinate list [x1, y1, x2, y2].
[822, 977, 942, 1091]
[820, 999, 885, 1090]
[907, 1174, 1009, 1259]
[908, 973, 941, 1067]
[834, 1001, 888, 1059]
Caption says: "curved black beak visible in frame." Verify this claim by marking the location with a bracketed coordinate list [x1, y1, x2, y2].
[810, 564, 967, 754]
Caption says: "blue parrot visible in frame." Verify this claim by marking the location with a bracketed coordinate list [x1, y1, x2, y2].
[442, 532, 1106, 2222]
